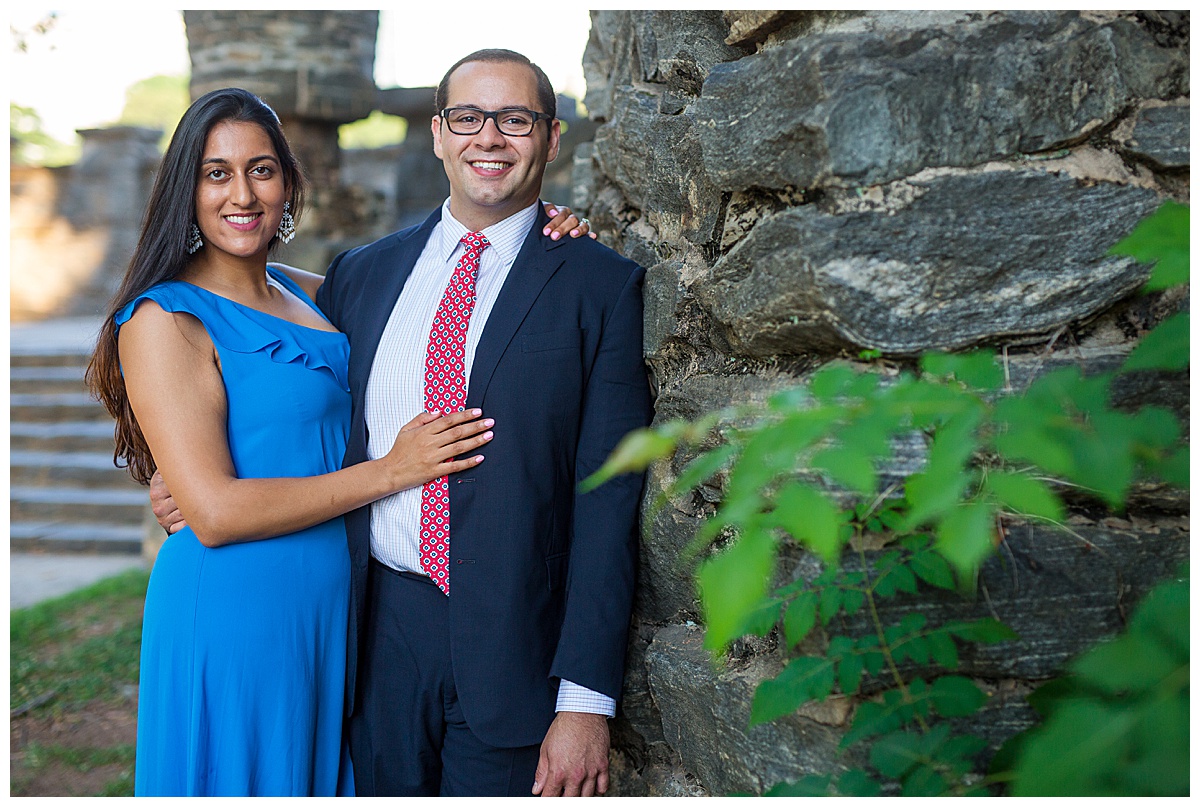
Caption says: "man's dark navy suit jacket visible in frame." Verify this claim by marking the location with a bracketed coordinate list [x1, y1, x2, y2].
[317, 206, 652, 748]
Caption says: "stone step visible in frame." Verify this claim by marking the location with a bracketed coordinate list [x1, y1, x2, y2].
[10, 365, 90, 394]
[10, 392, 111, 422]
[10, 485, 147, 525]
[10, 450, 142, 488]
[10, 421, 118, 454]
[10, 351, 95, 369]
[10, 521, 144, 555]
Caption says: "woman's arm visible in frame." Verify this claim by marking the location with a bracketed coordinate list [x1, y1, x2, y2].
[119, 300, 492, 548]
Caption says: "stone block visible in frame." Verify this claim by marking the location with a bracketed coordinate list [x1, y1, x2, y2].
[694, 169, 1159, 356]
[592, 86, 725, 246]
[778, 518, 1190, 683]
[1122, 102, 1190, 168]
[647, 623, 865, 794]
[692, 11, 1188, 192]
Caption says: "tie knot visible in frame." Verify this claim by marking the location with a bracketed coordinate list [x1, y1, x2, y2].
[461, 232, 490, 253]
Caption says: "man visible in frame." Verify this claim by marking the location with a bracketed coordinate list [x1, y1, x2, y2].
[152, 49, 650, 795]
[324, 48, 650, 796]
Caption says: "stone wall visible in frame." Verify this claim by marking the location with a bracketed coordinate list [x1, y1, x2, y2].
[576, 10, 1189, 795]
[11, 127, 163, 321]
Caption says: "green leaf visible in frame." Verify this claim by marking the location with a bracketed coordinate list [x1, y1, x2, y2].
[772, 482, 843, 563]
[983, 470, 1065, 522]
[841, 699, 904, 749]
[668, 443, 737, 498]
[903, 410, 982, 528]
[783, 591, 817, 648]
[1124, 405, 1182, 451]
[927, 629, 960, 670]
[920, 350, 1003, 390]
[834, 769, 881, 797]
[1010, 700, 1136, 796]
[909, 550, 956, 590]
[751, 656, 836, 725]
[894, 635, 931, 665]
[809, 363, 859, 401]
[738, 597, 784, 638]
[1154, 446, 1190, 488]
[841, 587, 866, 616]
[934, 501, 998, 576]
[1122, 312, 1190, 372]
[579, 426, 677, 491]
[810, 444, 878, 495]
[929, 676, 987, 717]
[818, 586, 843, 624]
[947, 618, 1019, 644]
[698, 528, 777, 652]
[1068, 412, 1135, 507]
[1069, 632, 1180, 695]
[900, 764, 951, 797]
[1108, 201, 1189, 292]
[838, 652, 865, 695]
[764, 776, 831, 796]
[870, 731, 925, 779]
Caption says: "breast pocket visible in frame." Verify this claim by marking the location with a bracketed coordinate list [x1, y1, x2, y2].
[521, 328, 582, 354]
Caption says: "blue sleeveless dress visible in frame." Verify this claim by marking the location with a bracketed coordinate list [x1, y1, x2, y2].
[117, 269, 354, 796]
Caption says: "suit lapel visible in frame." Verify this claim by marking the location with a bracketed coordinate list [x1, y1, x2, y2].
[348, 208, 442, 396]
[467, 211, 566, 407]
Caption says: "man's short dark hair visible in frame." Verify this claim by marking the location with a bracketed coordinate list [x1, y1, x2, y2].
[435, 49, 556, 121]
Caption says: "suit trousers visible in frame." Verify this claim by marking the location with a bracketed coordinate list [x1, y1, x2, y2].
[348, 559, 542, 796]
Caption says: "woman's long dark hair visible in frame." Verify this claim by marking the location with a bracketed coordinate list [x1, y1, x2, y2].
[86, 88, 308, 484]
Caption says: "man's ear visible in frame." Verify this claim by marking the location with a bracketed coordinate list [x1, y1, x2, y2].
[545, 118, 561, 164]
[431, 115, 444, 160]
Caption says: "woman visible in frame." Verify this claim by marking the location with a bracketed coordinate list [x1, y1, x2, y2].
[86, 87, 590, 796]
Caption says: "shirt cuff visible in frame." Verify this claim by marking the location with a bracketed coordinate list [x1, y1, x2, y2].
[556, 679, 616, 717]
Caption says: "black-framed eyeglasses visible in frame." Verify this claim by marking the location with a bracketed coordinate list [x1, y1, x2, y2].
[440, 107, 553, 137]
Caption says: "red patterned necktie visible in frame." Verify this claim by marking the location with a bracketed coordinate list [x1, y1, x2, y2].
[420, 231, 489, 595]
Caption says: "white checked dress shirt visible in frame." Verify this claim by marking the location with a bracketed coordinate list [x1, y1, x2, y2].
[364, 199, 614, 717]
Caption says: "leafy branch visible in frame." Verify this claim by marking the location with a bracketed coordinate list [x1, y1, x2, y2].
[586, 202, 1188, 795]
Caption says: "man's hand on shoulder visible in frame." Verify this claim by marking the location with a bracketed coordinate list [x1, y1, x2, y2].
[532, 711, 610, 797]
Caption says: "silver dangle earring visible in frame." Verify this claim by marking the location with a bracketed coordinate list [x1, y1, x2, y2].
[187, 223, 204, 254]
[277, 201, 296, 244]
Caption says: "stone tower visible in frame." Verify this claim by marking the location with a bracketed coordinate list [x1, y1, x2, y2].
[184, 10, 378, 191]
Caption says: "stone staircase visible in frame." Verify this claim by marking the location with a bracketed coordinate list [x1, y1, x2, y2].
[11, 318, 146, 555]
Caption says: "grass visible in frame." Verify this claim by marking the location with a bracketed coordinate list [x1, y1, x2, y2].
[10, 568, 149, 796]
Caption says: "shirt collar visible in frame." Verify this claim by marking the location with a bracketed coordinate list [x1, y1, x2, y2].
[436, 199, 540, 266]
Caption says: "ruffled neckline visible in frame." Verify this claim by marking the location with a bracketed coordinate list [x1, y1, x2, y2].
[115, 273, 349, 392]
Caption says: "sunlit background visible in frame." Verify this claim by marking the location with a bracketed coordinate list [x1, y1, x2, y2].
[10, 9, 592, 165]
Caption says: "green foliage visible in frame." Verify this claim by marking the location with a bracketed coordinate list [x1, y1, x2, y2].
[995, 569, 1188, 796]
[339, 110, 409, 149]
[10, 102, 80, 166]
[1109, 200, 1189, 291]
[118, 74, 190, 150]
[584, 203, 1188, 794]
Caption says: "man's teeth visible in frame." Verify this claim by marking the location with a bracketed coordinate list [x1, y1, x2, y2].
[472, 161, 508, 170]
[225, 214, 258, 224]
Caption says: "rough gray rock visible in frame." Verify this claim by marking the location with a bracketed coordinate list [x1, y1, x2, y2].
[692, 11, 1188, 191]
[778, 518, 1190, 683]
[647, 623, 865, 795]
[642, 259, 686, 360]
[583, 11, 743, 122]
[694, 169, 1160, 356]
[1122, 102, 1190, 168]
[592, 86, 725, 246]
